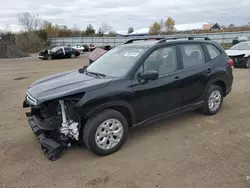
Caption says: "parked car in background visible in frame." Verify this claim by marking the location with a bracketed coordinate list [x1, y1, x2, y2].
[39, 46, 80, 60]
[226, 41, 250, 68]
[89, 44, 96, 51]
[23, 36, 233, 161]
[72, 44, 89, 53]
[232, 36, 248, 45]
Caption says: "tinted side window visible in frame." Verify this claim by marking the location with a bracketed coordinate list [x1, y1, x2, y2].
[57, 48, 63, 53]
[158, 46, 177, 77]
[206, 44, 221, 59]
[180, 44, 205, 69]
[64, 47, 72, 52]
[137, 46, 177, 78]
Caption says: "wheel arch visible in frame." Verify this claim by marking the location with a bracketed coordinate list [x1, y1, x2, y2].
[207, 78, 227, 96]
[82, 101, 136, 127]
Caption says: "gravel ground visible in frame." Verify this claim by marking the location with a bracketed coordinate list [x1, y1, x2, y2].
[0, 55, 250, 188]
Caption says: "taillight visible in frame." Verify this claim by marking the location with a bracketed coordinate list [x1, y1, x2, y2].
[227, 59, 234, 67]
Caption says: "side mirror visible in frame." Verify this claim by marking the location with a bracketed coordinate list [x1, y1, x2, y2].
[139, 70, 159, 81]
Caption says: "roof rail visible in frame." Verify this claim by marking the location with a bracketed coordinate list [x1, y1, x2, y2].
[157, 36, 211, 43]
[124, 37, 164, 44]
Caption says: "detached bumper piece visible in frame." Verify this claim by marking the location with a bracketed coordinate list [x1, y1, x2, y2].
[28, 116, 63, 161]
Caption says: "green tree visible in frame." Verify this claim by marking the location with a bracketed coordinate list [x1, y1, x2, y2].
[165, 17, 175, 33]
[149, 22, 161, 35]
[127, 27, 134, 34]
[85, 24, 95, 36]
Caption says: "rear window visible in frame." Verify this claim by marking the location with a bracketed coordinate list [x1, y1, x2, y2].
[206, 44, 221, 59]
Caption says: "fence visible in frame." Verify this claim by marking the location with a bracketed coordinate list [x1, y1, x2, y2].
[49, 31, 250, 49]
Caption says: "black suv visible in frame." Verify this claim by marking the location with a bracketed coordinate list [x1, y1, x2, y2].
[23, 37, 234, 160]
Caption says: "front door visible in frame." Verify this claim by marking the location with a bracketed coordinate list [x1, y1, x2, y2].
[131, 45, 182, 123]
[55, 47, 64, 59]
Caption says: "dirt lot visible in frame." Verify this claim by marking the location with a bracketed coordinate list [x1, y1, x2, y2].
[1, 55, 250, 188]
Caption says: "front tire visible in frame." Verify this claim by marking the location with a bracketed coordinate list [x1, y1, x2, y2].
[46, 55, 52, 60]
[83, 109, 128, 156]
[201, 85, 223, 115]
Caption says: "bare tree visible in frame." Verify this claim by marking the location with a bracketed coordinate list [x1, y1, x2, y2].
[18, 12, 41, 31]
[228, 24, 235, 28]
[100, 23, 112, 34]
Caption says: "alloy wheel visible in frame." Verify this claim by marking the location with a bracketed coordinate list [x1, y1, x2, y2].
[95, 119, 124, 150]
[208, 90, 222, 112]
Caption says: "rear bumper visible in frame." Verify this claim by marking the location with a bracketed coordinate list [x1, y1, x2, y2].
[28, 115, 63, 161]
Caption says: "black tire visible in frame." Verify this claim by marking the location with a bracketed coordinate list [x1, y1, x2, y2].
[245, 59, 250, 68]
[201, 84, 223, 115]
[46, 55, 52, 60]
[70, 53, 76, 58]
[83, 109, 128, 156]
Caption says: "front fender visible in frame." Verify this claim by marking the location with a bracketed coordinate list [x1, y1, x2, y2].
[83, 100, 136, 124]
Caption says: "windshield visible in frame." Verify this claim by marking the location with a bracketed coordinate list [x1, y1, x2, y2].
[86, 46, 147, 77]
[230, 42, 250, 50]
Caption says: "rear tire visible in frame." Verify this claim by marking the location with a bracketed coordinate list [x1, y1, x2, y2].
[70, 53, 76, 58]
[245, 59, 250, 68]
[83, 109, 128, 156]
[201, 84, 223, 115]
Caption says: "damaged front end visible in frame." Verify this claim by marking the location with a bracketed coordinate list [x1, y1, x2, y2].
[229, 55, 250, 68]
[23, 96, 81, 161]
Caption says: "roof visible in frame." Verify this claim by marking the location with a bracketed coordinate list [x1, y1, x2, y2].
[123, 37, 212, 47]
[123, 40, 160, 47]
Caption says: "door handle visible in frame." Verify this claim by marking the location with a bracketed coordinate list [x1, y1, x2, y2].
[206, 68, 212, 74]
[174, 76, 180, 83]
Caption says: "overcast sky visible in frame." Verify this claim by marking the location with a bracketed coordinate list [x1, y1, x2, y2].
[0, 0, 249, 33]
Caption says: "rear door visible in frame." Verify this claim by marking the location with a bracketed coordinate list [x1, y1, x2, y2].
[177, 43, 212, 109]
[64, 47, 73, 58]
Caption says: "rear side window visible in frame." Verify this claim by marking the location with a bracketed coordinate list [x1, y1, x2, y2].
[206, 44, 221, 59]
[64, 47, 72, 52]
[179, 44, 205, 69]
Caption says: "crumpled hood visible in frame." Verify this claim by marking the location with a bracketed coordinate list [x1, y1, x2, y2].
[27, 70, 112, 105]
[225, 49, 250, 57]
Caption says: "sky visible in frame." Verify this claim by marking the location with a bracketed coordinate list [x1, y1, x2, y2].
[0, 0, 249, 34]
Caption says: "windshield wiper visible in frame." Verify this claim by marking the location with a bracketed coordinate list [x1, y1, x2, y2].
[86, 70, 106, 78]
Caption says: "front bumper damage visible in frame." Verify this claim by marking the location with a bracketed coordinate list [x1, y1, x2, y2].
[27, 114, 65, 161]
[229, 55, 250, 67]
[23, 98, 80, 161]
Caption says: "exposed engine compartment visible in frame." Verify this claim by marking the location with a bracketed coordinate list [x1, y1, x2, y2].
[59, 100, 79, 140]
[27, 99, 81, 160]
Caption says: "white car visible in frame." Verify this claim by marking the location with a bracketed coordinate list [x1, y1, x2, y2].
[226, 41, 250, 68]
[72, 45, 88, 53]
